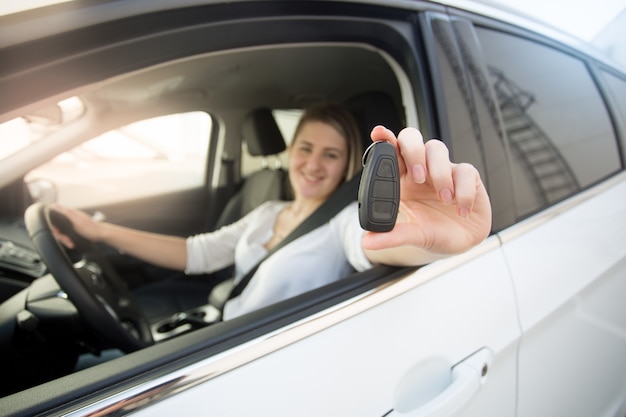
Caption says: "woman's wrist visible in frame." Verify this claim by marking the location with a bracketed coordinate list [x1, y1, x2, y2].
[93, 221, 113, 244]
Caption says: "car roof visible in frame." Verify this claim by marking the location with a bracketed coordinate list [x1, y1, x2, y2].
[0, 0, 599, 51]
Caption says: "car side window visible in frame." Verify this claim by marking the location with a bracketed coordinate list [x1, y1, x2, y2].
[475, 28, 621, 219]
[429, 16, 515, 232]
[26, 112, 212, 208]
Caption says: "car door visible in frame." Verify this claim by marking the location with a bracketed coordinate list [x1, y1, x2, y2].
[456, 16, 626, 417]
[117, 242, 517, 417]
[502, 177, 626, 417]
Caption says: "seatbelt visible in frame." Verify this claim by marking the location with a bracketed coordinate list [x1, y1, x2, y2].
[226, 172, 361, 301]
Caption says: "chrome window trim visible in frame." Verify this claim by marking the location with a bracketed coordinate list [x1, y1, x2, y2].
[498, 171, 626, 245]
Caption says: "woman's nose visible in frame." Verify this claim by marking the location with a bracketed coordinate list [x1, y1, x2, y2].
[305, 152, 323, 170]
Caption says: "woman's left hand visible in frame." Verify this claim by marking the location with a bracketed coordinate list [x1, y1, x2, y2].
[362, 126, 492, 263]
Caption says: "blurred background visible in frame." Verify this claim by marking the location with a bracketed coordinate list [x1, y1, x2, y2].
[491, 0, 626, 69]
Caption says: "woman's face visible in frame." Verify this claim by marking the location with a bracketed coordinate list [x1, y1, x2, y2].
[288, 121, 349, 203]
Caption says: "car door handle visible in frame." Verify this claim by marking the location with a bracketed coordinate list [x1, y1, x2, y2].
[387, 348, 492, 417]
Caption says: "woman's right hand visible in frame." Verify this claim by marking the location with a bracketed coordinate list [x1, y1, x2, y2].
[50, 205, 188, 271]
[51, 205, 102, 249]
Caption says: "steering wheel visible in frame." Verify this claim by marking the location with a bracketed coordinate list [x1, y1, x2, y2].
[24, 203, 153, 352]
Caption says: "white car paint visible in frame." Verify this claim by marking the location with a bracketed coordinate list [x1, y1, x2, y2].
[501, 173, 626, 417]
[92, 238, 521, 417]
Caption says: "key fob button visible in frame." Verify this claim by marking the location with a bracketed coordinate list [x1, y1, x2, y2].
[372, 201, 396, 221]
[373, 179, 395, 199]
[376, 159, 396, 178]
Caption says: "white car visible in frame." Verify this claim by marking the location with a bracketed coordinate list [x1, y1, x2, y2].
[1, 1, 625, 416]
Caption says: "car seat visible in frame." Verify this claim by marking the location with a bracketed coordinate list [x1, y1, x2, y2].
[214, 108, 290, 229]
[344, 91, 405, 150]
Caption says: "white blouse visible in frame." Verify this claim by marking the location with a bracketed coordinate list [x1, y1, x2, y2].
[185, 201, 371, 319]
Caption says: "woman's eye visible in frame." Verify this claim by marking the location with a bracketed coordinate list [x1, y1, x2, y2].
[298, 146, 312, 153]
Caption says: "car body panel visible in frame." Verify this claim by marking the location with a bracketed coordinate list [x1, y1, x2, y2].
[72, 238, 519, 417]
[500, 173, 626, 417]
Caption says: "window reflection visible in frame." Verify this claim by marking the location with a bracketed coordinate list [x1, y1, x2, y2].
[473, 28, 620, 218]
[431, 18, 514, 231]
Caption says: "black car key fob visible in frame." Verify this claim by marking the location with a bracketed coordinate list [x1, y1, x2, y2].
[358, 141, 400, 232]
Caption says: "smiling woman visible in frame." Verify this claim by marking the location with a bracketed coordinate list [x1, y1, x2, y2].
[491, 0, 625, 41]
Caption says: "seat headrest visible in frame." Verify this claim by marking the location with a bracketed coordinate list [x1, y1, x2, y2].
[242, 108, 286, 157]
[344, 91, 405, 148]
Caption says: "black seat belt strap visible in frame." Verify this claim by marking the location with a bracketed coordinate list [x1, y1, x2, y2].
[227, 172, 361, 301]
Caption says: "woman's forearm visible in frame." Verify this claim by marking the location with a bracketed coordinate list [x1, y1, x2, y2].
[97, 222, 188, 271]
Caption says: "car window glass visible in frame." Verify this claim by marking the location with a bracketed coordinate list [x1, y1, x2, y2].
[430, 17, 515, 232]
[26, 112, 212, 207]
[274, 109, 302, 146]
[475, 28, 621, 218]
[0, 97, 84, 161]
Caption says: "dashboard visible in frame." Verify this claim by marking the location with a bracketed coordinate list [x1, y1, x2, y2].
[0, 219, 46, 302]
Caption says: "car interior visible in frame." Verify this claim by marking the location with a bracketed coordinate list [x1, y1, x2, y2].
[0, 42, 414, 395]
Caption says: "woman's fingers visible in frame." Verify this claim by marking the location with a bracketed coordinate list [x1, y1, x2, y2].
[452, 163, 479, 218]
[51, 204, 98, 244]
[50, 223, 75, 249]
[396, 128, 426, 183]
[370, 125, 483, 218]
[424, 139, 454, 204]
